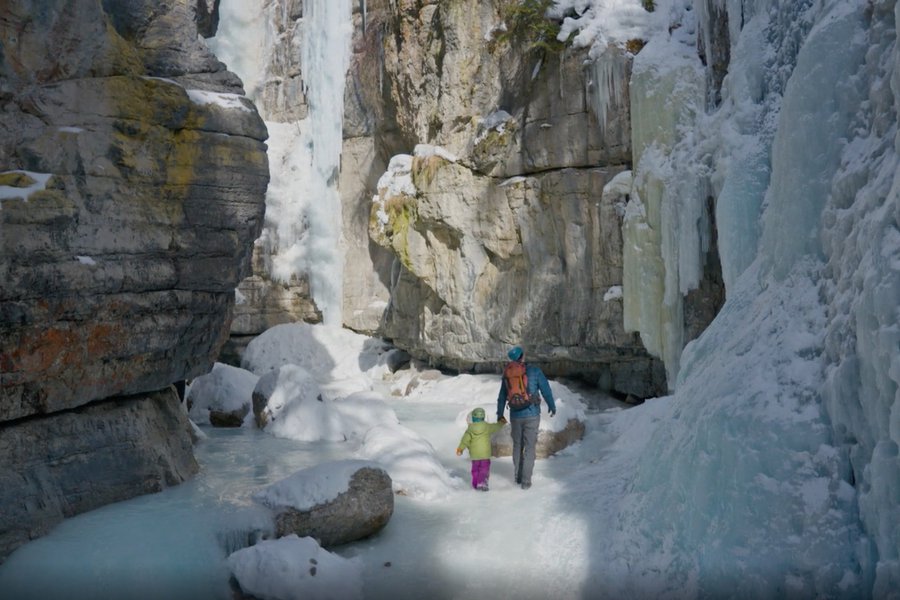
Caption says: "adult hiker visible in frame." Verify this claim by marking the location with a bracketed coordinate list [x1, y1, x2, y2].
[496, 345, 556, 490]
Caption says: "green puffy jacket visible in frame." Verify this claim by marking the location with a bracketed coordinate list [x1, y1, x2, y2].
[457, 421, 505, 460]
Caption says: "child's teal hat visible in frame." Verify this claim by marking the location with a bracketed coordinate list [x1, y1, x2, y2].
[471, 407, 485, 421]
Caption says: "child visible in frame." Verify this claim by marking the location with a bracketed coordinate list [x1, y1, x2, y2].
[456, 407, 507, 491]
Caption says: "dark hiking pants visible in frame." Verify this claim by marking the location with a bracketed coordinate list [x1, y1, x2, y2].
[511, 415, 540, 485]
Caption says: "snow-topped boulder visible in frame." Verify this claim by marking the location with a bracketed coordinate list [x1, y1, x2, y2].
[490, 418, 586, 459]
[254, 460, 394, 548]
[186, 363, 259, 427]
[228, 534, 363, 600]
[485, 390, 588, 459]
[251, 365, 398, 441]
[241, 322, 394, 384]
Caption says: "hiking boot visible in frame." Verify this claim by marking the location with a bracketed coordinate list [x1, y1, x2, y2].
[521, 481, 532, 490]
[515, 475, 522, 484]
[477, 484, 489, 492]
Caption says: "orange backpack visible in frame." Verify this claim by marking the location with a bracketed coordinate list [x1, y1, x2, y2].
[504, 361, 532, 407]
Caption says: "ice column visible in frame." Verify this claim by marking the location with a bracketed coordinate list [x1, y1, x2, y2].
[588, 45, 629, 138]
[623, 20, 706, 387]
[296, 0, 353, 325]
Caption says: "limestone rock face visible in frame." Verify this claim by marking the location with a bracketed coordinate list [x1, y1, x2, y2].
[370, 152, 663, 394]
[213, 0, 670, 395]
[0, 0, 266, 559]
[353, 1, 665, 395]
[271, 467, 394, 548]
[0, 0, 269, 417]
[0, 387, 198, 563]
[377, 2, 630, 175]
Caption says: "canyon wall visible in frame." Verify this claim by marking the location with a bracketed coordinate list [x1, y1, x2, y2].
[217, 0, 724, 395]
[0, 0, 268, 561]
[357, 0, 673, 395]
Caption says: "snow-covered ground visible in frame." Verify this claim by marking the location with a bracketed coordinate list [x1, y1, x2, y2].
[0, 322, 870, 599]
[0, 324, 650, 600]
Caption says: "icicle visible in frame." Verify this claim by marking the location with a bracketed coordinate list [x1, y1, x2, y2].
[589, 46, 628, 139]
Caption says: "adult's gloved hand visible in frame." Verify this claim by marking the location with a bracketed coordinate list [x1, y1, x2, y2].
[498, 416, 508, 424]
[549, 409, 556, 417]
[456, 448, 463, 456]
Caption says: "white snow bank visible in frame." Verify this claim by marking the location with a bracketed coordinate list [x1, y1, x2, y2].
[242, 323, 393, 387]
[0, 170, 52, 201]
[186, 363, 259, 426]
[228, 535, 363, 600]
[186, 89, 254, 113]
[400, 372, 499, 404]
[357, 423, 463, 498]
[331, 390, 401, 439]
[254, 365, 398, 442]
[413, 143, 458, 163]
[254, 459, 383, 511]
[374, 154, 416, 199]
[550, 0, 653, 51]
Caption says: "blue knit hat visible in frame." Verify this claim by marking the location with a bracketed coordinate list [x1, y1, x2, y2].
[507, 346, 524, 361]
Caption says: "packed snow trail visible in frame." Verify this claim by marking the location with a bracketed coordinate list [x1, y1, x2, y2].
[348, 393, 642, 600]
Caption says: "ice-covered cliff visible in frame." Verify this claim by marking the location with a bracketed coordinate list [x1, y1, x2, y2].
[576, 0, 899, 595]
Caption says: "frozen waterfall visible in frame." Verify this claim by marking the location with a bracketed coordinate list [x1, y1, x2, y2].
[208, 0, 353, 325]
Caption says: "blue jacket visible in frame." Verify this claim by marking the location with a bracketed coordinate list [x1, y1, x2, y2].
[497, 363, 556, 419]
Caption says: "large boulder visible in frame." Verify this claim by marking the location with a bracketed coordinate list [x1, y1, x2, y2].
[0, 387, 198, 563]
[187, 363, 258, 427]
[490, 418, 586, 459]
[255, 461, 394, 548]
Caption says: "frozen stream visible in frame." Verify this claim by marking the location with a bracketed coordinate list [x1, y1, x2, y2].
[0, 371, 635, 600]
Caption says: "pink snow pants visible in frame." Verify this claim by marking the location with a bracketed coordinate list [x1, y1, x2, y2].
[471, 459, 491, 489]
